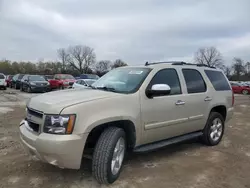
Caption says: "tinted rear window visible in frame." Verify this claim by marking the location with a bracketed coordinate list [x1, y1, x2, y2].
[182, 69, 206, 93]
[0, 74, 5, 79]
[205, 70, 231, 91]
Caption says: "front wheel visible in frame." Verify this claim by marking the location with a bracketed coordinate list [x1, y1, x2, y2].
[27, 87, 32, 93]
[242, 90, 248, 95]
[92, 127, 126, 184]
[59, 85, 64, 90]
[202, 112, 224, 146]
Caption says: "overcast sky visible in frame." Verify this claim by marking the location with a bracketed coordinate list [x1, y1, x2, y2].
[1, 0, 250, 65]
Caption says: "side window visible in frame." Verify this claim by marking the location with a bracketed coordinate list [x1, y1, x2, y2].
[205, 70, 231, 91]
[22, 75, 28, 81]
[182, 69, 206, 93]
[81, 80, 86, 85]
[148, 69, 181, 95]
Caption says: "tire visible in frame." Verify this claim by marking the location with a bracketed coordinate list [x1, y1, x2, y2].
[242, 90, 248, 95]
[3, 86, 6, 90]
[27, 87, 32, 93]
[59, 85, 64, 90]
[15, 84, 18, 90]
[20, 85, 23, 91]
[202, 112, 224, 146]
[92, 127, 126, 184]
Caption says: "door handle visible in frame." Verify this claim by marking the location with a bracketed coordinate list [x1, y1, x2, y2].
[175, 100, 185, 105]
[204, 96, 212, 101]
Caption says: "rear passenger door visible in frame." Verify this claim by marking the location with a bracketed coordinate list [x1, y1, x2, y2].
[180, 69, 210, 132]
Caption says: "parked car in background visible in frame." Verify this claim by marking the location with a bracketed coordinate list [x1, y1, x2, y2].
[5, 75, 13, 87]
[72, 79, 96, 89]
[230, 82, 250, 95]
[10, 74, 24, 89]
[46, 74, 75, 89]
[79, 74, 99, 80]
[240, 82, 250, 87]
[0, 73, 7, 90]
[20, 75, 50, 93]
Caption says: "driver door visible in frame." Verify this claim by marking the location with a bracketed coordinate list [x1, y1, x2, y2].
[140, 68, 189, 144]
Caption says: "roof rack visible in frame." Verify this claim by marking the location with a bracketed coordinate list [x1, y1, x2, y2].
[145, 61, 216, 68]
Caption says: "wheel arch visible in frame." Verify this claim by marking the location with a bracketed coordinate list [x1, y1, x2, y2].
[210, 105, 227, 121]
[84, 120, 136, 151]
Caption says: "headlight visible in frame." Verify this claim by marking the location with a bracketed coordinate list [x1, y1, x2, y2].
[30, 82, 36, 86]
[64, 81, 69, 84]
[47, 82, 50, 85]
[44, 115, 76, 134]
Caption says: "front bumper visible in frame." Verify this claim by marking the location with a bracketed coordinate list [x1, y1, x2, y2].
[19, 120, 88, 169]
[30, 86, 49, 92]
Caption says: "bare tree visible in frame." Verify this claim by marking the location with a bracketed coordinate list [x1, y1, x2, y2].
[223, 66, 232, 78]
[57, 48, 69, 73]
[67, 45, 96, 74]
[194, 47, 224, 68]
[246, 62, 250, 74]
[112, 59, 127, 69]
[96, 60, 111, 74]
[232, 58, 245, 81]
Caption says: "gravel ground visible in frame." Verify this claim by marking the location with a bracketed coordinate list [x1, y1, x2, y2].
[1, 89, 250, 188]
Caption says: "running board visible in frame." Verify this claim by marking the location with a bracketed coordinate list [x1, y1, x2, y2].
[133, 131, 203, 153]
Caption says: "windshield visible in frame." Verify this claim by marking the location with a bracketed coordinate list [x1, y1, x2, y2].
[0, 74, 5, 79]
[92, 67, 151, 93]
[85, 80, 95, 85]
[80, 74, 99, 80]
[59, 74, 75, 80]
[29, 75, 46, 81]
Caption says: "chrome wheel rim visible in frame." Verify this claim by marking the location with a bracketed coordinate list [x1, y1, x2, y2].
[111, 137, 125, 175]
[210, 118, 223, 141]
[243, 90, 248, 95]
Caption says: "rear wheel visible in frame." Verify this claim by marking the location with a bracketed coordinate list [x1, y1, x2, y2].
[202, 112, 224, 146]
[92, 127, 126, 184]
[242, 90, 248, 95]
[15, 84, 18, 90]
[3, 86, 6, 90]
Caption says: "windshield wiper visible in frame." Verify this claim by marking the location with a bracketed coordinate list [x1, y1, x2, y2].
[96, 86, 116, 92]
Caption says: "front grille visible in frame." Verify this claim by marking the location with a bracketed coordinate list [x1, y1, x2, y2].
[27, 120, 39, 132]
[27, 108, 43, 118]
[69, 82, 74, 86]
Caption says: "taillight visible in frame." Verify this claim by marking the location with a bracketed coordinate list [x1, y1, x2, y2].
[232, 91, 234, 106]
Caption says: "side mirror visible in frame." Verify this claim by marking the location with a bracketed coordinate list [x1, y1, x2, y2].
[146, 84, 171, 98]
[24, 79, 28, 82]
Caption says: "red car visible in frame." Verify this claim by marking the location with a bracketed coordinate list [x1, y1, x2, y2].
[230, 82, 250, 95]
[45, 74, 76, 90]
[5, 75, 13, 87]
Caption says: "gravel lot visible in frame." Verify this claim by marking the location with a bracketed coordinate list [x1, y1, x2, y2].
[1, 88, 250, 188]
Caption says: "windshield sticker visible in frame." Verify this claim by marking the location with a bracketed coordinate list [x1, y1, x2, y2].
[129, 71, 143, 74]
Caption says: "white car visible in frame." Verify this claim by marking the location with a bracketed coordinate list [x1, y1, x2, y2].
[0, 73, 7, 90]
[72, 79, 96, 89]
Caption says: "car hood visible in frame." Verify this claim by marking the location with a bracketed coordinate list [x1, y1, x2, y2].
[27, 89, 120, 114]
